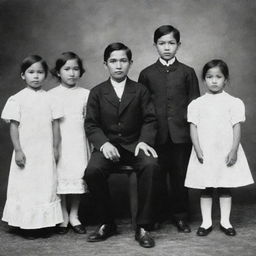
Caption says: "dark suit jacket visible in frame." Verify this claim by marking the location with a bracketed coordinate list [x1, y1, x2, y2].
[85, 78, 157, 152]
[138, 59, 200, 144]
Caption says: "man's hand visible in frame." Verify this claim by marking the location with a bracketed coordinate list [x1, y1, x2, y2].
[101, 142, 120, 162]
[15, 150, 26, 168]
[135, 142, 158, 158]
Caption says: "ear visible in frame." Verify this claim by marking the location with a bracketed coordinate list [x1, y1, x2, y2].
[21, 73, 25, 80]
[177, 42, 181, 48]
[129, 60, 133, 67]
[103, 61, 108, 70]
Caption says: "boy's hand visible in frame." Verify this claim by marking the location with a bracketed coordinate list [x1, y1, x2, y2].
[195, 148, 204, 164]
[226, 149, 237, 167]
[54, 147, 60, 164]
[101, 142, 120, 162]
[15, 150, 26, 168]
[135, 142, 158, 158]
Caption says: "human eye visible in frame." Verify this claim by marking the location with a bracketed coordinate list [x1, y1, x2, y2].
[158, 41, 164, 45]
[74, 66, 80, 71]
[205, 75, 212, 79]
[121, 58, 128, 63]
[109, 59, 116, 63]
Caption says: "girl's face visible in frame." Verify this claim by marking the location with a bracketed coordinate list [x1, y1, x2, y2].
[21, 62, 46, 90]
[58, 59, 80, 87]
[204, 66, 227, 94]
[155, 32, 180, 61]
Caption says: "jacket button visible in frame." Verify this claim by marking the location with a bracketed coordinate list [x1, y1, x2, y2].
[118, 133, 122, 136]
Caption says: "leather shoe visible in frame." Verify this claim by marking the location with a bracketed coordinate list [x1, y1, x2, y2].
[220, 224, 236, 236]
[197, 226, 213, 236]
[55, 226, 69, 235]
[175, 220, 191, 233]
[135, 227, 155, 248]
[87, 223, 117, 242]
[71, 224, 86, 234]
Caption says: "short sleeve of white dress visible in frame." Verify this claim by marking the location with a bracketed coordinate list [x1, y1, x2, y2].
[48, 94, 64, 120]
[230, 98, 245, 125]
[187, 99, 199, 125]
[1, 96, 21, 123]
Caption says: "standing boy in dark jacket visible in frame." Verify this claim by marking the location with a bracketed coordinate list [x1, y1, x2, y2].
[138, 25, 200, 232]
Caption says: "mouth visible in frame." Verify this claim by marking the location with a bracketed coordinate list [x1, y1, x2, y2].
[114, 71, 123, 75]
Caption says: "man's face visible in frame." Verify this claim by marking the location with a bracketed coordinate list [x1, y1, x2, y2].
[104, 50, 132, 82]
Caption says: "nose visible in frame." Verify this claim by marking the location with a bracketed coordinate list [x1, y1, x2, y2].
[164, 44, 170, 50]
[212, 77, 217, 83]
[116, 61, 121, 69]
[69, 69, 75, 76]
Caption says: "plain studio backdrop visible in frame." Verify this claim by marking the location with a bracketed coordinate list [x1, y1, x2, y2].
[0, 0, 255, 219]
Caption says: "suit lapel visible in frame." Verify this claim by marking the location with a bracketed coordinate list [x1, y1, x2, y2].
[118, 78, 136, 116]
[102, 79, 120, 109]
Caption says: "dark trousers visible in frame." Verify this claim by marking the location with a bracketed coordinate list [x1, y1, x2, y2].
[157, 140, 192, 221]
[84, 146, 160, 226]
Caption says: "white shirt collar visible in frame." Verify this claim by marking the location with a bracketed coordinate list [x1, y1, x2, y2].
[110, 77, 127, 88]
[159, 57, 176, 66]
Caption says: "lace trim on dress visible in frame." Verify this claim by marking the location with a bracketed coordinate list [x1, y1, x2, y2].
[2, 199, 63, 229]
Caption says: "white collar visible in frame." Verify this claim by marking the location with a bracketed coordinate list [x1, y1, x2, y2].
[110, 77, 127, 88]
[159, 57, 176, 66]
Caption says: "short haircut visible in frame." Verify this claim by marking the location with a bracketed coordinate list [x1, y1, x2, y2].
[104, 42, 132, 62]
[202, 59, 229, 80]
[21, 55, 48, 77]
[154, 25, 180, 43]
[51, 52, 85, 81]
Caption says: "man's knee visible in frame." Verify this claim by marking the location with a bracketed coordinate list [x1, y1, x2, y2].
[139, 154, 160, 173]
[84, 164, 103, 184]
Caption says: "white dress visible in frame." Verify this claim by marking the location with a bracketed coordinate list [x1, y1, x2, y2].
[49, 85, 90, 194]
[1, 88, 63, 229]
[185, 91, 254, 189]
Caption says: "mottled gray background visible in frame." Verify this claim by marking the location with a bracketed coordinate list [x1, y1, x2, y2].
[0, 0, 256, 218]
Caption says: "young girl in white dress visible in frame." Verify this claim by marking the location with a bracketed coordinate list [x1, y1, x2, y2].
[185, 59, 254, 237]
[50, 52, 90, 234]
[1, 55, 63, 239]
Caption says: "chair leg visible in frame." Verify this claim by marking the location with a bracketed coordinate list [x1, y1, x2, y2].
[129, 172, 138, 230]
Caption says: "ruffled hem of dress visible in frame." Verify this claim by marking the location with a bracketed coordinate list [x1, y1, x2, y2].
[57, 178, 88, 194]
[2, 199, 63, 229]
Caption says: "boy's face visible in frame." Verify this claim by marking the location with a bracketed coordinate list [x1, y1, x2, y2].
[155, 32, 180, 61]
[104, 50, 132, 82]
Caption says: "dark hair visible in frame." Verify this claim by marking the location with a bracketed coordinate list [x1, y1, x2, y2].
[202, 59, 229, 80]
[21, 55, 48, 77]
[103, 42, 132, 62]
[51, 52, 85, 81]
[154, 25, 180, 44]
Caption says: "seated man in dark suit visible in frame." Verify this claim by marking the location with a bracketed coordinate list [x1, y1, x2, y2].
[84, 42, 159, 248]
